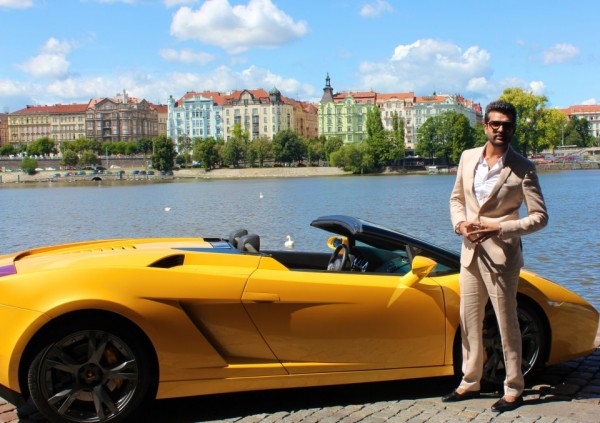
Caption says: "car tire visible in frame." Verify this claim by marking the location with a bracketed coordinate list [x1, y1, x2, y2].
[454, 300, 548, 388]
[27, 320, 156, 423]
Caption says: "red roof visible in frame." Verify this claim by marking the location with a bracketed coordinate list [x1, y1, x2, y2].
[12, 104, 87, 114]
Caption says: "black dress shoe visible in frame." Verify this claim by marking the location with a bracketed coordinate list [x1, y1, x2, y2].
[441, 390, 481, 402]
[491, 396, 524, 412]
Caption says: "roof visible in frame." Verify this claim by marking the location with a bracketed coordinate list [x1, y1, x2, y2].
[12, 104, 88, 115]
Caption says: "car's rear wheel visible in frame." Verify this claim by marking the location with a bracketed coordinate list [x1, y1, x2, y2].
[481, 300, 547, 387]
[27, 321, 155, 423]
[453, 300, 547, 388]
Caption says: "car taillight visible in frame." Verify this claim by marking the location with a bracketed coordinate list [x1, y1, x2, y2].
[0, 264, 16, 277]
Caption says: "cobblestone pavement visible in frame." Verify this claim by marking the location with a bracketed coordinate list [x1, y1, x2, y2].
[2, 348, 599, 423]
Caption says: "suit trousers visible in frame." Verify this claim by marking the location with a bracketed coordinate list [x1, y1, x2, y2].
[457, 253, 524, 398]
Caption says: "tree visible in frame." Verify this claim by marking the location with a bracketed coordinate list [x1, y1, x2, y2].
[564, 116, 595, 147]
[324, 137, 343, 165]
[330, 142, 374, 174]
[383, 112, 406, 166]
[137, 138, 153, 159]
[193, 137, 220, 170]
[0, 144, 16, 156]
[499, 88, 548, 156]
[416, 111, 475, 165]
[306, 136, 326, 165]
[80, 151, 98, 166]
[248, 136, 271, 167]
[61, 150, 79, 167]
[177, 135, 193, 167]
[21, 157, 38, 175]
[271, 129, 305, 165]
[365, 106, 386, 167]
[151, 135, 176, 172]
[27, 136, 56, 157]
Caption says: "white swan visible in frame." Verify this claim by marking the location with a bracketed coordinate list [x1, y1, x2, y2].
[284, 235, 295, 248]
[259, 192, 264, 199]
[164, 207, 171, 212]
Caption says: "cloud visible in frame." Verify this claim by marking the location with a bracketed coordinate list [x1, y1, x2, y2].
[159, 48, 215, 65]
[359, 0, 393, 18]
[164, 0, 198, 7]
[17, 38, 73, 79]
[529, 80, 546, 95]
[0, 0, 33, 8]
[543, 43, 580, 65]
[4, 65, 317, 109]
[359, 39, 492, 95]
[582, 98, 597, 105]
[170, 0, 308, 54]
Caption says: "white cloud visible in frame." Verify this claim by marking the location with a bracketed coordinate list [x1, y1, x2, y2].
[0, 0, 33, 8]
[159, 48, 215, 65]
[164, 0, 198, 7]
[529, 80, 546, 95]
[359, 0, 393, 18]
[170, 0, 308, 54]
[17, 38, 73, 79]
[6, 65, 317, 109]
[582, 98, 597, 105]
[543, 43, 579, 65]
[359, 39, 492, 95]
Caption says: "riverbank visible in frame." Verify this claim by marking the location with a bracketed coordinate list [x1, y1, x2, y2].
[1, 162, 599, 184]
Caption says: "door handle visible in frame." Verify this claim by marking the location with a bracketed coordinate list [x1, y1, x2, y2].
[243, 292, 280, 303]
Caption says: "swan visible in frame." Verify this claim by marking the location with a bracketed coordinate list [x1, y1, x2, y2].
[284, 235, 295, 248]
[259, 192, 264, 199]
[164, 207, 171, 212]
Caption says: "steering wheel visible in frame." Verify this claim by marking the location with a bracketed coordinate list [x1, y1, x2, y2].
[327, 244, 349, 271]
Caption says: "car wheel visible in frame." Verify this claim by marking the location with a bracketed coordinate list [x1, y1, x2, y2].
[27, 321, 155, 423]
[481, 301, 547, 387]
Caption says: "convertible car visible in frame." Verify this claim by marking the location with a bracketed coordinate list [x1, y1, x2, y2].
[0, 215, 597, 423]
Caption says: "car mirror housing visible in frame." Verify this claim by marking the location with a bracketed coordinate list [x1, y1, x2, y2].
[401, 256, 437, 287]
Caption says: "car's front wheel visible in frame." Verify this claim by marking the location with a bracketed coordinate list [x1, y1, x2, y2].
[27, 321, 156, 423]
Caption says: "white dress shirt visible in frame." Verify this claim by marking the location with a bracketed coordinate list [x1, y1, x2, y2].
[473, 151, 507, 206]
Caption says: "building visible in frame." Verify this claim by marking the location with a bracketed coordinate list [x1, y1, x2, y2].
[8, 105, 53, 147]
[86, 90, 159, 142]
[318, 75, 482, 149]
[167, 88, 318, 143]
[0, 113, 8, 147]
[167, 91, 225, 142]
[560, 104, 600, 138]
[319, 74, 377, 144]
[50, 104, 88, 144]
[153, 104, 169, 137]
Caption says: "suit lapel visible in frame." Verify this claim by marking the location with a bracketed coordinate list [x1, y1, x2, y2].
[482, 146, 515, 205]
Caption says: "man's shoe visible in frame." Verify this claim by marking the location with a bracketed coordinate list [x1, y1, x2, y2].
[441, 390, 480, 402]
[491, 396, 524, 412]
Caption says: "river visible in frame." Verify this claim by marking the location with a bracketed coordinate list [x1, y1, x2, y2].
[1, 170, 599, 311]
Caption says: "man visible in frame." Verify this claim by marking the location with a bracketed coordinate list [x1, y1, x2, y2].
[445, 100, 548, 412]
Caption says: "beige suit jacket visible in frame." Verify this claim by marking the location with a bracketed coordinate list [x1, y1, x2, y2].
[449, 145, 548, 271]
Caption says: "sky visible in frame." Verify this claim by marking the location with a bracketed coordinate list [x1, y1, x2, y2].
[0, 0, 598, 113]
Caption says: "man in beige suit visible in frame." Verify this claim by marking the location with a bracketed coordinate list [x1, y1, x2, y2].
[444, 100, 548, 412]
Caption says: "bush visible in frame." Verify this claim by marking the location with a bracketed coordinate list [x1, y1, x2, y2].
[21, 157, 38, 175]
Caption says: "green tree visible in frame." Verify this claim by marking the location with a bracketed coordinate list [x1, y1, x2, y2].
[151, 135, 176, 172]
[564, 116, 595, 147]
[324, 137, 343, 164]
[383, 112, 406, 166]
[271, 129, 305, 165]
[193, 137, 220, 170]
[539, 108, 568, 150]
[27, 136, 56, 157]
[21, 157, 38, 175]
[61, 150, 79, 167]
[499, 88, 548, 156]
[365, 106, 385, 167]
[306, 136, 326, 165]
[248, 136, 271, 167]
[0, 144, 17, 156]
[137, 138, 153, 159]
[416, 112, 475, 165]
[80, 151, 98, 166]
[330, 142, 374, 174]
[177, 135, 193, 167]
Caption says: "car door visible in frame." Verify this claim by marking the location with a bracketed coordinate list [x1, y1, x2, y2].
[242, 262, 446, 374]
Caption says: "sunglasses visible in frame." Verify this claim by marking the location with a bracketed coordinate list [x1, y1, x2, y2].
[487, 120, 515, 131]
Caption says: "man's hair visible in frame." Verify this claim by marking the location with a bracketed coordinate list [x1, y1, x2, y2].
[484, 100, 517, 123]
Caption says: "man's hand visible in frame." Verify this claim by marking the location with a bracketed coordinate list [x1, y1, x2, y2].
[465, 222, 501, 244]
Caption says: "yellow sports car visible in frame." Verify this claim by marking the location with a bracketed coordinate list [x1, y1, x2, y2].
[0, 215, 597, 423]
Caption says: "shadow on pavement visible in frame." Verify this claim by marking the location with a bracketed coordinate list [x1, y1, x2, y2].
[144, 376, 458, 423]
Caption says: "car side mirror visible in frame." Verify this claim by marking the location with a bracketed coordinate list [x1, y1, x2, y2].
[400, 255, 437, 287]
[327, 236, 348, 250]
